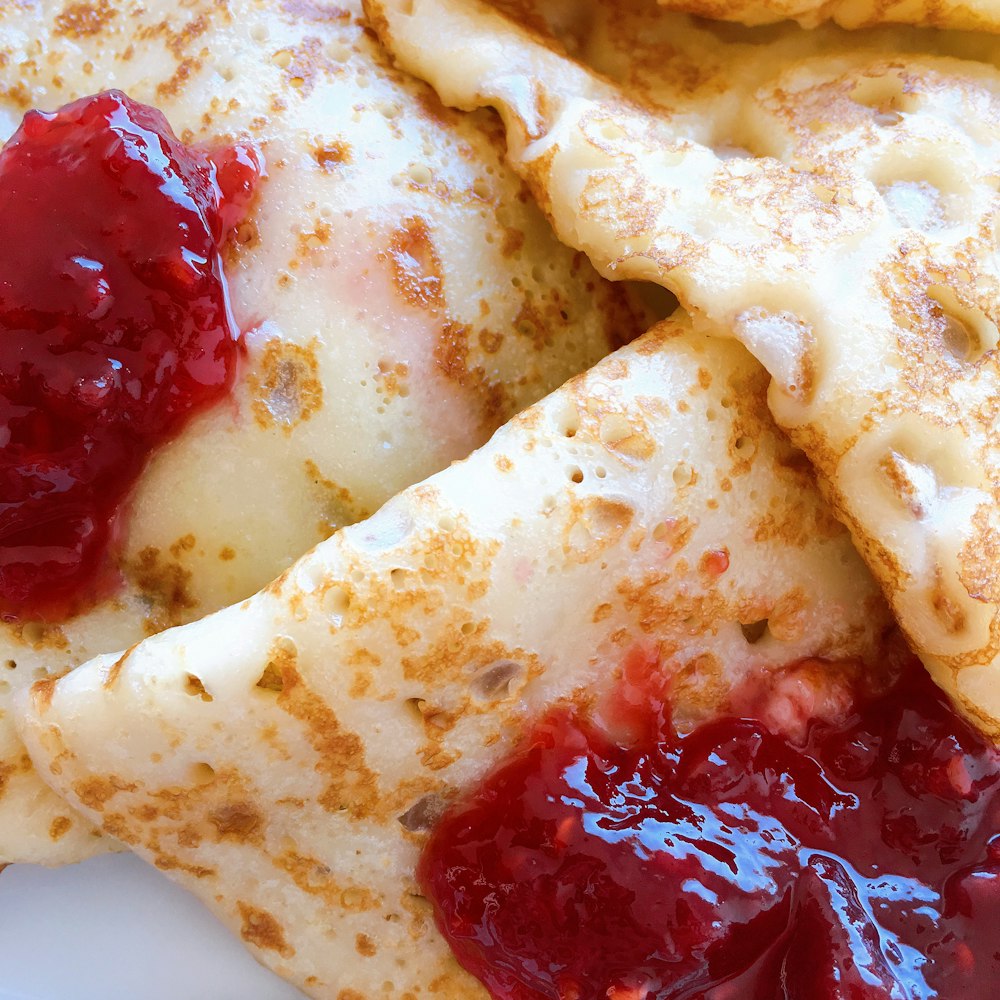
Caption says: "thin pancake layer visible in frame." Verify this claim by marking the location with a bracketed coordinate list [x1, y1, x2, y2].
[369, 0, 1000, 736]
[18, 313, 892, 998]
[0, 0, 646, 865]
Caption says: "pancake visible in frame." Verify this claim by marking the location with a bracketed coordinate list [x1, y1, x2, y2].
[0, 0, 647, 865]
[369, 0, 1000, 737]
[17, 312, 893, 997]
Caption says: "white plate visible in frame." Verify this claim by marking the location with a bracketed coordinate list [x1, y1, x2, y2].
[0, 854, 305, 999]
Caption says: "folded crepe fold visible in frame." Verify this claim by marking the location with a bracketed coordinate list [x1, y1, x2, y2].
[18, 312, 891, 997]
[368, 0, 1000, 736]
[0, 0, 646, 866]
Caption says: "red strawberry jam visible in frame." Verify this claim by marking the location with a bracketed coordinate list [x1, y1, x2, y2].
[421, 651, 1000, 999]
[0, 90, 261, 621]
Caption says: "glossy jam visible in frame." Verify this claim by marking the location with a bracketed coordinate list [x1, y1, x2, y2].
[421, 651, 1000, 999]
[0, 90, 261, 621]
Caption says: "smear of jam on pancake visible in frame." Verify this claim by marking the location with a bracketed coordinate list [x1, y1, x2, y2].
[0, 90, 261, 621]
[421, 648, 1000, 999]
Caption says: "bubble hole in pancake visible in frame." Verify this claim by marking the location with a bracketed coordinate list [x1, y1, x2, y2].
[17, 312, 893, 998]
[0, 0, 650, 866]
[369, 0, 1000, 738]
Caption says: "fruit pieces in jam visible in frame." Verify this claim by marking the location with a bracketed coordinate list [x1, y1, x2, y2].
[421, 648, 1000, 999]
[0, 90, 261, 621]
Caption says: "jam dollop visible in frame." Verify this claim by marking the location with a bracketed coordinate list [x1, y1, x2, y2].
[421, 651, 1000, 999]
[0, 90, 261, 621]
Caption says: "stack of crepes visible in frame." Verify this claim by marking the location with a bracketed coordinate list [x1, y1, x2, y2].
[8, 0, 1000, 995]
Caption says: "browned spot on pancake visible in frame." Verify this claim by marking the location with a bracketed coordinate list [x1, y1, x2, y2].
[54, 0, 115, 37]
[249, 339, 323, 432]
[73, 775, 137, 812]
[120, 766, 263, 862]
[349, 669, 371, 699]
[126, 546, 197, 633]
[479, 329, 504, 354]
[156, 57, 201, 100]
[959, 504, 1000, 605]
[349, 648, 381, 669]
[155, 854, 215, 879]
[374, 358, 410, 400]
[380, 216, 445, 311]
[0, 753, 34, 798]
[394, 622, 421, 648]
[0, 760, 13, 800]
[669, 653, 731, 725]
[100, 812, 129, 840]
[930, 568, 968, 635]
[219, 546, 236, 561]
[416, 512, 500, 593]
[434, 322, 473, 381]
[170, 534, 196, 557]
[274, 850, 379, 912]
[434, 321, 510, 433]
[419, 744, 460, 771]
[273, 646, 379, 818]
[313, 138, 352, 169]
[273, 36, 335, 97]
[305, 459, 366, 535]
[0, 82, 31, 111]
[750, 437, 845, 546]
[209, 802, 262, 841]
[501, 225, 525, 258]
[348, 648, 381, 698]
[102, 646, 136, 690]
[49, 815, 73, 842]
[133, 803, 158, 824]
[616, 567, 743, 641]
[161, 10, 212, 57]
[400, 886, 436, 939]
[337, 991, 366, 1000]
[355, 933, 377, 957]
[228, 217, 261, 266]
[30, 677, 59, 714]
[48, 740, 76, 778]
[401, 630, 540, 707]
[295, 221, 332, 257]
[178, 825, 203, 849]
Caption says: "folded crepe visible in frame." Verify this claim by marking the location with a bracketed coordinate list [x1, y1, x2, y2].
[0, 0, 646, 866]
[369, 0, 1000, 737]
[18, 312, 892, 997]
